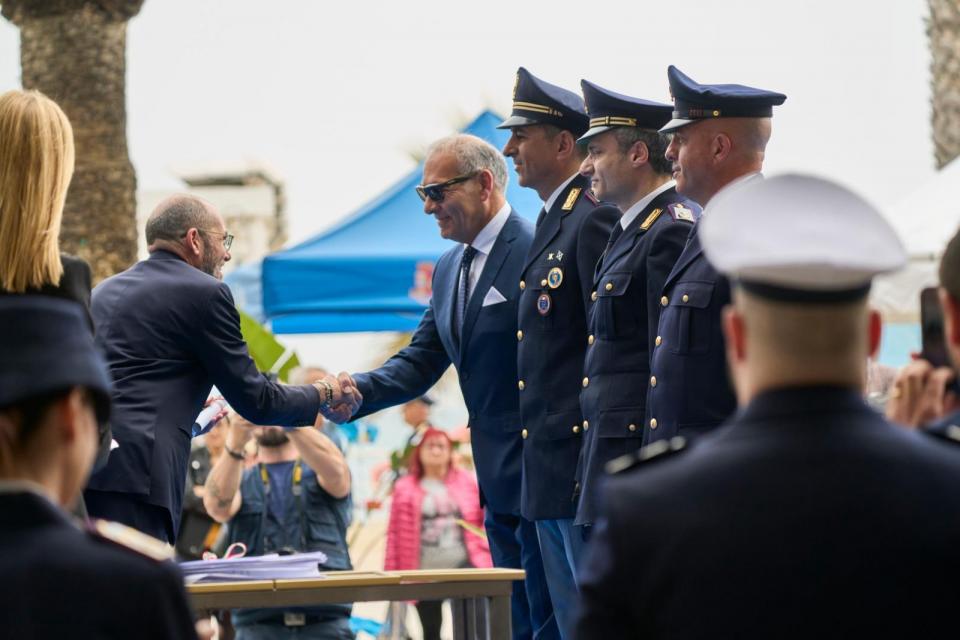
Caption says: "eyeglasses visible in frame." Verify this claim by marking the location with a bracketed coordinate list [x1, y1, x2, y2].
[198, 229, 234, 251]
[415, 172, 479, 203]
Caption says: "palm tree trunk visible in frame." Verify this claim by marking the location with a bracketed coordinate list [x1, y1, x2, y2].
[2, 0, 144, 282]
[929, 0, 960, 168]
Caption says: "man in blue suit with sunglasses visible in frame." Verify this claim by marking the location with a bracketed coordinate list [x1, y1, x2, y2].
[339, 133, 557, 639]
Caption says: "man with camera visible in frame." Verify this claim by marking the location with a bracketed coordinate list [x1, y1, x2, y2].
[886, 228, 960, 430]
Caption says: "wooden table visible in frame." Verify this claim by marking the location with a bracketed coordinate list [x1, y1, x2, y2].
[187, 568, 525, 640]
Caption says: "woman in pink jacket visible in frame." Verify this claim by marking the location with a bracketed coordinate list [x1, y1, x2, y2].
[384, 427, 492, 639]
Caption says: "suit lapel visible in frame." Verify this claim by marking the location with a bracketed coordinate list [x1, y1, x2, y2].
[460, 213, 518, 352]
[433, 249, 460, 362]
[663, 221, 703, 290]
[521, 175, 586, 273]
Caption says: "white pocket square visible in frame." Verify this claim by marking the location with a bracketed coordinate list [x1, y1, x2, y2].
[482, 286, 508, 307]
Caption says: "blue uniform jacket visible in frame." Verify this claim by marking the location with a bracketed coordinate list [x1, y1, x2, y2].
[0, 491, 197, 639]
[516, 174, 617, 521]
[353, 212, 534, 516]
[575, 188, 696, 526]
[576, 386, 960, 639]
[644, 221, 736, 446]
[87, 251, 320, 531]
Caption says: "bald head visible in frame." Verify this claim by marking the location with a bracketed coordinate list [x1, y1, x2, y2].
[145, 195, 218, 248]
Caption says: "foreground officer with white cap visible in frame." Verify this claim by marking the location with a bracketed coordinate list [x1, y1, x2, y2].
[575, 175, 960, 639]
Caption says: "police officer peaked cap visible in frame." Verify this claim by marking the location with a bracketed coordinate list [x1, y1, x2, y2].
[700, 174, 906, 303]
[660, 65, 787, 133]
[579, 79, 674, 142]
[0, 296, 111, 423]
[497, 67, 589, 137]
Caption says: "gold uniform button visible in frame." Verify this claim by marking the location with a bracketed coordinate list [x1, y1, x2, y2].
[682, 294, 690, 303]
[650, 418, 658, 429]
[655, 335, 662, 347]
[582, 377, 590, 388]
[518, 380, 525, 391]
[628, 423, 637, 432]
[520, 280, 526, 290]
[591, 291, 598, 301]
[517, 330, 523, 341]
[588, 334, 595, 345]
[522, 429, 528, 439]
[660, 295, 669, 307]
[605, 282, 614, 291]
[573, 425, 581, 434]
[650, 376, 657, 387]
[583, 420, 589, 429]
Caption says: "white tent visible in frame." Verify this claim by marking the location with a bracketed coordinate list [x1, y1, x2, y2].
[874, 157, 960, 323]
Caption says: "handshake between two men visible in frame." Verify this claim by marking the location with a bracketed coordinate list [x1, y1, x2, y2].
[314, 372, 362, 424]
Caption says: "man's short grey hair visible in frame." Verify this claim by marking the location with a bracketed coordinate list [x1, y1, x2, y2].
[613, 128, 672, 176]
[425, 134, 509, 192]
[145, 195, 213, 245]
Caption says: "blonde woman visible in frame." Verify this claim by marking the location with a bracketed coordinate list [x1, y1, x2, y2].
[0, 89, 92, 325]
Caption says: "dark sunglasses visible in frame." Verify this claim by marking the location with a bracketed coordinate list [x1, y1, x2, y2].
[415, 171, 480, 203]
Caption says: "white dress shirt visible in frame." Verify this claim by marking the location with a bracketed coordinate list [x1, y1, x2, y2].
[463, 203, 512, 301]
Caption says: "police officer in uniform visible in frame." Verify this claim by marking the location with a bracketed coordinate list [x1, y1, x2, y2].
[498, 67, 616, 638]
[575, 174, 960, 639]
[0, 296, 200, 639]
[645, 66, 786, 446]
[573, 80, 698, 531]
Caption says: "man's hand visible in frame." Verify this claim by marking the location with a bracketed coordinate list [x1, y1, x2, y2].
[886, 358, 959, 428]
[225, 413, 255, 453]
[316, 372, 362, 424]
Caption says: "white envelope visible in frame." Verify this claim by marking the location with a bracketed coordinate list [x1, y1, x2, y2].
[482, 286, 508, 307]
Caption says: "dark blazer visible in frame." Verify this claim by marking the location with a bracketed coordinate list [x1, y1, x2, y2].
[644, 220, 736, 445]
[87, 250, 320, 532]
[516, 174, 617, 521]
[353, 212, 533, 515]
[575, 187, 696, 526]
[576, 386, 960, 639]
[0, 490, 197, 639]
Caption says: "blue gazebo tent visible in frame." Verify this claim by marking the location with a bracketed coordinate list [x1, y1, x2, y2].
[261, 110, 542, 334]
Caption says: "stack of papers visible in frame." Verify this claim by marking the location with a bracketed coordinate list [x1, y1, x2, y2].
[180, 551, 329, 583]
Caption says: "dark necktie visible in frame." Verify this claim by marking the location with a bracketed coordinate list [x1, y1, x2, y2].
[535, 207, 547, 229]
[454, 245, 478, 340]
[597, 222, 624, 274]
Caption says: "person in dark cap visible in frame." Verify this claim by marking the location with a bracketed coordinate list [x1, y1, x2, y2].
[575, 174, 960, 639]
[573, 81, 699, 539]
[0, 296, 200, 639]
[645, 66, 786, 449]
[498, 67, 616, 639]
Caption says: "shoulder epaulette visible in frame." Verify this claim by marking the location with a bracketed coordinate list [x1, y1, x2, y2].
[925, 423, 960, 446]
[640, 208, 663, 231]
[89, 519, 175, 562]
[667, 202, 699, 223]
[561, 187, 582, 211]
[605, 436, 687, 475]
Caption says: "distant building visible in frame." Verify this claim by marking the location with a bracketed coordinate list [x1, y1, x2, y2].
[137, 162, 287, 275]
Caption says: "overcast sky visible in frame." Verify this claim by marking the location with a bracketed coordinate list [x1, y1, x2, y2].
[0, 0, 934, 245]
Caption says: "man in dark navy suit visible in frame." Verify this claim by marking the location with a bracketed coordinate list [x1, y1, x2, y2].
[644, 66, 786, 446]
[85, 195, 358, 543]
[340, 133, 552, 639]
[0, 296, 200, 639]
[576, 174, 960, 639]
[573, 81, 698, 531]
[498, 67, 615, 638]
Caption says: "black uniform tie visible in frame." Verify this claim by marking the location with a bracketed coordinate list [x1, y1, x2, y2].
[535, 207, 547, 229]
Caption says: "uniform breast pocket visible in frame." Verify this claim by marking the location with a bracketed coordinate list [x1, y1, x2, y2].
[669, 281, 715, 355]
[595, 272, 636, 339]
[527, 267, 565, 331]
